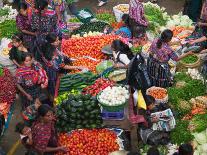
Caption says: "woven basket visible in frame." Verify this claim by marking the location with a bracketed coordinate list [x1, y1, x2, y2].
[180, 54, 201, 68]
[146, 86, 168, 104]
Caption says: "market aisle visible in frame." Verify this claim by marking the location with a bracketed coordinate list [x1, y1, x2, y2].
[0, 99, 25, 154]
[76, 0, 185, 15]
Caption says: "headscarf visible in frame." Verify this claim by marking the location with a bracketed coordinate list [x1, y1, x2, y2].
[129, 0, 140, 8]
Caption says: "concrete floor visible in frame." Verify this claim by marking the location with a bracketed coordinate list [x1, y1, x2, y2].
[0, 0, 185, 154]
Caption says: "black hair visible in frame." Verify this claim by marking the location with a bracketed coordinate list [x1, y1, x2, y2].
[147, 147, 160, 155]
[35, 0, 48, 12]
[38, 104, 53, 117]
[111, 39, 134, 60]
[156, 29, 173, 49]
[37, 94, 53, 107]
[127, 151, 141, 155]
[145, 95, 155, 106]
[122, 14, 130, 27]
[12, 33, 24, 42]
[178, 143, 193, 155]
[42, 33, 57, 61]
[18, 2, 27, 11]
[21, 52, 33, 62]
[15, 122, 26, 134]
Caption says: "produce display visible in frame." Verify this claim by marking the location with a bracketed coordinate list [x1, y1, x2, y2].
[0, 67, 16, 104]
[171, 26, 194, 39]
[54, 89, 80, 105]
[58, 72, 97, 94]
[0, 5, 17, 23]
[193, 128, 207, 155]
[0, 20, 18, 39]
[57, 129, 119, 155]
[82, 78, 115, 96]
[72, 57, 102, 73]
[71, 31, 103, 38]
[144, 2, 169, 33]
[71, 21, 110, 35]
[108, 69, 127, 82]
[147, 87, 168, 100]
[96, 13, 116, 24]
[56, 94, 102, 132]
[181, 55, 199, 64]
[114, 4, 129, 14]
[98, 86, 129, 106]
[62, 35, 121, 73]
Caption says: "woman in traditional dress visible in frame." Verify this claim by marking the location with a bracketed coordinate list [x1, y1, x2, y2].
[147, 29, 193, 88]
[41, 33, 86, 98]
[16, 3, 36, 49]
[16, 53, 48, 110]
[129, 0, 148, 45]
[32, 104, 68, 155]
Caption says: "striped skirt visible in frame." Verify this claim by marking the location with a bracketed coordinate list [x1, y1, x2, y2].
[147, 56, 172, 88]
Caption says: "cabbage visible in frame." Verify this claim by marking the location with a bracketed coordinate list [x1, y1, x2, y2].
[193, 131, 207, 145]
[194, 150, 199, 155]
[201, 143, 207, 153]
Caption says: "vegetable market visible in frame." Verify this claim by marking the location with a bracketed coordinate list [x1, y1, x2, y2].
[1, 0, 207, 155]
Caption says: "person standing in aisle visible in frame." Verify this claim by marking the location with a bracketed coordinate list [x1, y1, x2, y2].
[129, 0, 148, 46]
[147, 29, 193, 88]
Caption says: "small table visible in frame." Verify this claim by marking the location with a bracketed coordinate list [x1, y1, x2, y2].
[103, 103, 138, 151]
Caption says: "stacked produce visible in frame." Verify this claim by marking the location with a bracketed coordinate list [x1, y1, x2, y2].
[72, 57, 102, 73]
[98, 86, 129, 110]
[82, 78, 115, 96]
[114, 4, 129, 14]
[56, 94, 102, 132]
[71, 21, 110, 35]
[54, 89, 80, 105]
[181, 55, 199, 64]
[62, 34, 121, 73]
[0, 6, 18, 39]
[71, 31, 103, 38]
[0, 67, 16, 104]
[147, 87, 168, 103]
[58, 72, 97, 94]
[57, 129, 119, 155]
[143, 2, 169, 33]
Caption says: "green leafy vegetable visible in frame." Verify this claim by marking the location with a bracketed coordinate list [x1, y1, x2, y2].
[96, 13, 116, 24]
[189, 114, 207, 133]
[131, 46, 142, 54]
[170, 120, 194, 145]
[181, 55, 198, 64]
[0, 20, 18, 39]
[0, 8, 9, 16]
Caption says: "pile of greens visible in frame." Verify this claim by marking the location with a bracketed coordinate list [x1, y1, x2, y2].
[0, 8, 9, 17]
[168, 73, 205, 118]
[170, 120, 194, 145]
[0, 20, 18, 39]
[181, 55, 198, 64]
[144, 3, 168, 32]
[189, 114, 207, 133]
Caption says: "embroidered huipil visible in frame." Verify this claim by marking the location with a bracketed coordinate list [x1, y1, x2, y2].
[149, 39, 178, 63]
[129, 0, 148, 27]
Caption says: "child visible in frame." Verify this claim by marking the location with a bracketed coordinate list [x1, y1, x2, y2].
[22, 94, 50, 126]
[15, 122, 34, 154]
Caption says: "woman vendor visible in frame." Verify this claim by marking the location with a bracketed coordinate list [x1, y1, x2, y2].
[9, 34, 29, 68]
[16, 3, 36, 49]
[32, 104, 68, 154]
[16, 53, 48, 110]
[111, 39, 134, 68]
[129, 0, 148, 45]
[147, 29, 193, 88]
[41, 33, 86, 98]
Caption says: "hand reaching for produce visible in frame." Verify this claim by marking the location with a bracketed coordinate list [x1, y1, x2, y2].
[58, 146, 68, 153]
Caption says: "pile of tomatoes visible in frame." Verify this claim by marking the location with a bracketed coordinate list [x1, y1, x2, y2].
[62, 35, 121, 73]
[57, 129, 119, 155]
[82, 78, 115, 96]
[72, 57, 102, 73]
